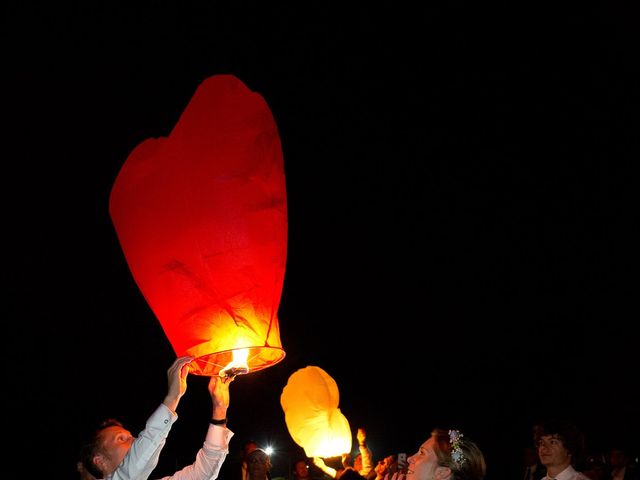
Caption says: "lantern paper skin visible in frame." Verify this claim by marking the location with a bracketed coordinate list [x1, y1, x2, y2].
[280, 366, 352, 458]
[109, 75, 287, 376]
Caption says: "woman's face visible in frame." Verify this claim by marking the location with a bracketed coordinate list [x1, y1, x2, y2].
[406, 438, 450, 480]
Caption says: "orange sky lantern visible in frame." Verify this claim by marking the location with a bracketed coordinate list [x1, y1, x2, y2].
[280, 366, 352, 458]
[109, 75, 287, 377]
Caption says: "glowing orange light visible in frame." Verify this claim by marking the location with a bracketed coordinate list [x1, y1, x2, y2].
[280, 366, 352, 457]
[109, 75, 287, 376]
[220, 348, 250, 377]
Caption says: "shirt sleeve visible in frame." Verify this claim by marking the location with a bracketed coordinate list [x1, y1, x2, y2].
[108, 403, 178, 480]
[155, 424, 234, 480]
[359, 445, 373, 477]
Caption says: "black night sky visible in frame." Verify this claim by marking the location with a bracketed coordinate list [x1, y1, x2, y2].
[4, 2, 639, 478]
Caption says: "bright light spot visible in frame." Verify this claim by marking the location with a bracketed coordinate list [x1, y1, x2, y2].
[265, 446, 273, 455]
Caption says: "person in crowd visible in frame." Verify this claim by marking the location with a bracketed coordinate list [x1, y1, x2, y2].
[584, 453, 607, 480]
[291, 458, 328, 480]
[371, 454, 397, 480]
[292, 459, 312, 480]
[608, 446, 640, 480]
[405, 428, 486, 480]
[382, 455, 400, 480]
[242, 440, 272, 480]
[354, 428, 374, 478]
[534, 420, 590, 480]
[80, 355, 234, 479]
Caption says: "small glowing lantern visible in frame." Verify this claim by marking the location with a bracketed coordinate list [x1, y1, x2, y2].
[109, 75, 287, 376]
[280, 366, 352, 457]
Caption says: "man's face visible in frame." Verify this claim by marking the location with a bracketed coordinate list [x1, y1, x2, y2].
[95, 425, 135, 475]
[537, 435, 570, 470]
[295, 461, 310, 478]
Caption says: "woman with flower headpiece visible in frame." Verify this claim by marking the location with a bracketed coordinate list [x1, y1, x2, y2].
[405, 428, 486, 480]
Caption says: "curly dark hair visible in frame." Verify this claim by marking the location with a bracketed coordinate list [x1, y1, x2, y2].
[533, 420, 586, 467]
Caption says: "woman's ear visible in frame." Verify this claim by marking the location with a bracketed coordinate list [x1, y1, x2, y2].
[434, 465, 452, 480]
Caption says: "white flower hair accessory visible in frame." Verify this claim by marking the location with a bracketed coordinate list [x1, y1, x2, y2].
[448, 429, 466, 467]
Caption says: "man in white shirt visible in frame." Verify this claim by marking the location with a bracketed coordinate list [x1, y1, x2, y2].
[533, 420, 590, 480]
[80, 356, 234, 480]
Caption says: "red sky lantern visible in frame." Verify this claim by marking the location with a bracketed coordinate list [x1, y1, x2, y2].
[109, 75, 287, 377]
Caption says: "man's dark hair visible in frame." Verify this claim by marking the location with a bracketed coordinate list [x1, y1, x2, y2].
[533, 420, 586, 467]
[80, 418, 125, 478]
